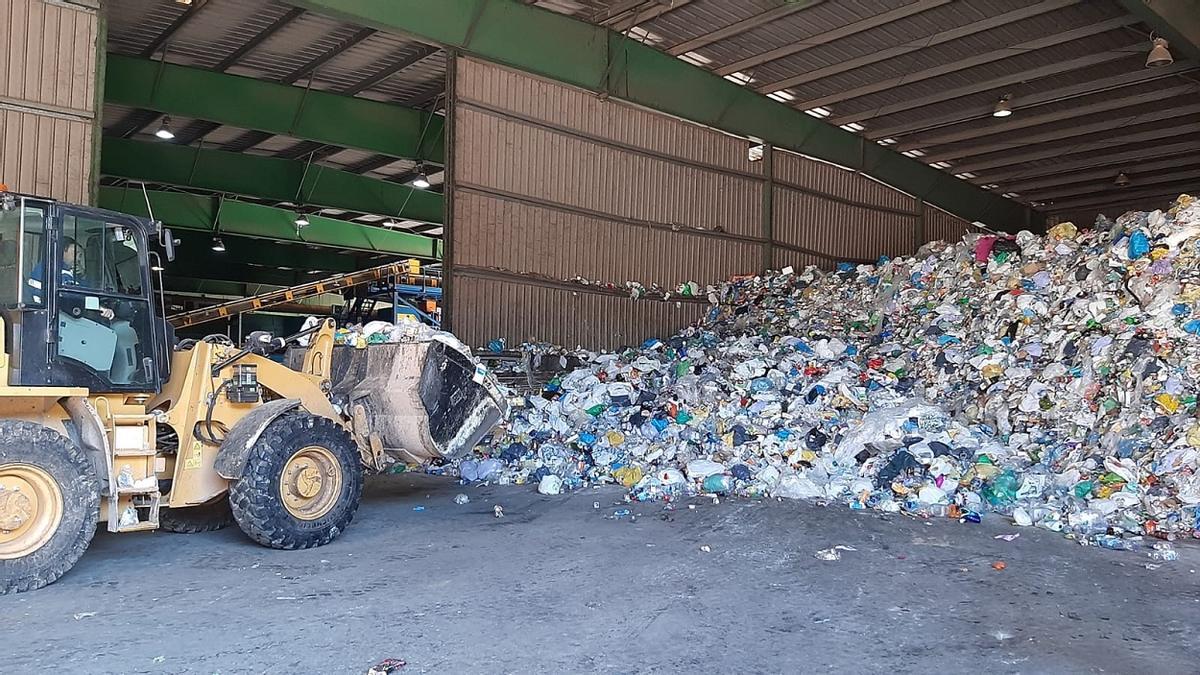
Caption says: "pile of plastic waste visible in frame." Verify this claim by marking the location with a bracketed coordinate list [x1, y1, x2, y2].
[470, 195, 1200, 552]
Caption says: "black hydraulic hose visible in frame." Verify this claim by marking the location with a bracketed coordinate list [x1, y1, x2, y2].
[197, 379, 231, 445]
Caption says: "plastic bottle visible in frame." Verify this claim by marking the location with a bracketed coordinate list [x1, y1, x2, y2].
[1093, 534, 1131, 551]
[1147, 542, 1179, 562]
[1068, 508, 1108, 536]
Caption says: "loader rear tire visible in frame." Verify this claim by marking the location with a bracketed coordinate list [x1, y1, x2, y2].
[159, 497, 234, 533]
[229, 413, 362, 550]
[0, 421, 99, 594]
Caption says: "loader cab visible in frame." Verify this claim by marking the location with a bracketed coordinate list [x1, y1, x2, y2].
[0, 192, 172, 393]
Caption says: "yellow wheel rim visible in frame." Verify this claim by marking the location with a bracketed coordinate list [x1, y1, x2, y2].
[279, 446, 342, 521]
[0, 464, 63, 559]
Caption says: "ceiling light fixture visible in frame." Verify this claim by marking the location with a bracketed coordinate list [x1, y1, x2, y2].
[1146, 37, 1173, 68]
[210, 236, 225, 252]
[992, 95, 1013, 118]
[411, 166, 431, 190]
[1115, 171, 1131, 187]
[155, 116, 175, 140]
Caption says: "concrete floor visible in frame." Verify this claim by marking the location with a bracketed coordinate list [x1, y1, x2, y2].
[3, 474, 1198, 674]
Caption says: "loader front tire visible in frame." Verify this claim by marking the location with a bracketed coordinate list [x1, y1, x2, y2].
[0, 421, 99, 594]
[229, 413, 362, 550]
[159, 497, 234, 533]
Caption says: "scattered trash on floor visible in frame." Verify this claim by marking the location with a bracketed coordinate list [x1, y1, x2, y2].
[700, 545, 711, 553]
[453, 493, 470, 505]
[72, 612, 95, 620]
[367, 657, 407, 674]
[494, 505, 504, 518]
[412, 506, 426, 512]
[992, 561, 1007, 571]
[466, 195, 1200, 558]
[994, 533, 1021, 542]
[814, 544, 856, 561]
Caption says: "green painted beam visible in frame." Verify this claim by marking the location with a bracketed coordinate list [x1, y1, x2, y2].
[98, 186, 442, 259]
[286, 0, 1037, 231]
[1116, 0, 1200, 62]
[100, 137, 443, 224]
[161, 229, 364, 287]
[105, 54, 445, 164]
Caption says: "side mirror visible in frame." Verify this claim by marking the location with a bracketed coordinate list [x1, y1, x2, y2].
[162, 228, 176, 262]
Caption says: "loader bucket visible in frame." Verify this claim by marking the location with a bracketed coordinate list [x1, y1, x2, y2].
[292, 339, 508, 464]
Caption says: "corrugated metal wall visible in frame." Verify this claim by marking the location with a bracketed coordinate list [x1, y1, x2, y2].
[771, 148, 921, 264]
[0, 0, 99, 203]
[922, 203, 981, 246]
[449, 58, 980, 350]
[449, 57, 763, 350]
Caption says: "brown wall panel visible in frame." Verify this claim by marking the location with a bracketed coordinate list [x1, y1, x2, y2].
[455, 56, 760, 176]
[454, 190, 760, 287]
[0, 0, 97, 201]
[772, 247, 835, 272]
[453, 274, 706, 352]
[0, 107, 92, 204]
[773, 186, 917, 262]
[923, 204, 980, 246]
[773, 149, 918, 214]
[455, 107, 763, 238]
[450, 58, 972, 349]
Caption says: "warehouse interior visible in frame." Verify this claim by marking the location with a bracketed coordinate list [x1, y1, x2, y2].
[3, 0, 1200, 671]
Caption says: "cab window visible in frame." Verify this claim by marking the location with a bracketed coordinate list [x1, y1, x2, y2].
[0, 201, 48, 306]
[61, 214, 144, 296]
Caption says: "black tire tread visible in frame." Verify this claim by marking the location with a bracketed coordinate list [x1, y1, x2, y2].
[159, 498, 234, 534]
[0, 420, 99, 594]
[228, 413, 362, 550]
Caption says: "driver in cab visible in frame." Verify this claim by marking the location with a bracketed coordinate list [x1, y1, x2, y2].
[27, 238, 116, 320]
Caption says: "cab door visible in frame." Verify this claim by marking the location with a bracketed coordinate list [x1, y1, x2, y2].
[47, 208, 158, 392]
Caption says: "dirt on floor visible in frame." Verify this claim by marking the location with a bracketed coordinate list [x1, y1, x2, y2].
[3, 474, 1198, 674]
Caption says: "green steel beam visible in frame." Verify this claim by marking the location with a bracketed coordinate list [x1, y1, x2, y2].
[164, 229, 363, 285]
[1117, 1, 1200, 63]
[164, 277, 277, 298]
[97, 186, 442, 260]
[104, 54, 445, 164]
[286, 0, 1037, 231]
[100, 137, 443, 224]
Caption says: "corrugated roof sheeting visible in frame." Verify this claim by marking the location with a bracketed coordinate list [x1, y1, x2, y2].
[678, 0, 913, 69]
[926, 98, 1199, 161]
[823, 32, 1145, 119]
[895, 77, 1195, 149]
[636, 0, 780, 47]
[103, 0, 448, 192]
[357, 50, 448, 105]
[567, 0, 1193, 221]
[105, 0, 186, 56]
[748, 0, 1119, 89]
[141, 0, 299, 69]
[224, 13, 366, 81]
[861, 53, 1155, 136]
[773, 5, 1132, 101]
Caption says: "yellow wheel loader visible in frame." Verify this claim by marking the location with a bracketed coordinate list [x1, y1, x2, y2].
[0, 190, 507, 593]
